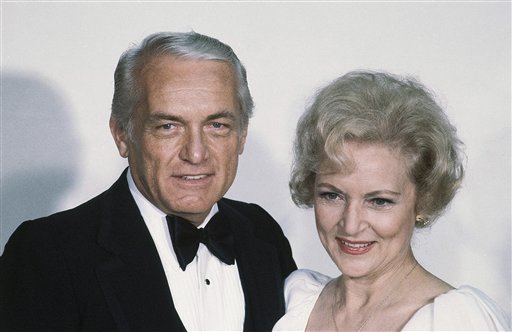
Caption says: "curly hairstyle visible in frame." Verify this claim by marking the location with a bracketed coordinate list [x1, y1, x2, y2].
[289, 70, 464, 227]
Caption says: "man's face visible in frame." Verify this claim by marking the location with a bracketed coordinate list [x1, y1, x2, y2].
[111, 56, 247, 226]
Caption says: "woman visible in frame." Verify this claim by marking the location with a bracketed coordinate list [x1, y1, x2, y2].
[274, 71, 510, 331]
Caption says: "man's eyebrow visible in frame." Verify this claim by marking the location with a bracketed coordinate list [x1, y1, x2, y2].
[148, 113, 185, 123]
[205, 111, 238, 122]
[147, 111, 238, 124]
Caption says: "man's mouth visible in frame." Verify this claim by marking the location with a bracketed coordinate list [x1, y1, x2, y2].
[180, 175, 208, 180]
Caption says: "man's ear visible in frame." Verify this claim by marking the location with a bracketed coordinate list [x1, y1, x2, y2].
[238, 127, 248, 155]
[110, 117, 129, 158]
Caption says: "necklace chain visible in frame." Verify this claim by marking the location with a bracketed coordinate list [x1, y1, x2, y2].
[331, 262, 418, 332]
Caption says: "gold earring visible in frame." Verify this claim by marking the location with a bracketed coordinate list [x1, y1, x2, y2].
[415, 215, 429, 227]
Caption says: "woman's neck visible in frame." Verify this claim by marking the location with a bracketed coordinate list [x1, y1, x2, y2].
[339, 253, 418, 307]
[331, 257, 419, 331]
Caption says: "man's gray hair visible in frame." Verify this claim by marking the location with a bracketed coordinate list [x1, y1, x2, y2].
[111, 31, 254, 137]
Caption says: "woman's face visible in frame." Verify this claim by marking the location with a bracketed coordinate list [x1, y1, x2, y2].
[313, 142, 417, 279]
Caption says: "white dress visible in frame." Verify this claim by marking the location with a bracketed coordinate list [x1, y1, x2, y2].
[273, 269, 511, 331]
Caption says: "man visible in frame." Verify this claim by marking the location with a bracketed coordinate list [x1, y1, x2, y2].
[0, 31, 296, 331]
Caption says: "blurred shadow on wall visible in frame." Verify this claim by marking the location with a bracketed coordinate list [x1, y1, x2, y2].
[1, 72, 79, 254]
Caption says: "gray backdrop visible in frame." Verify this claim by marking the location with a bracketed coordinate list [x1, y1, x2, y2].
[1, 1, 510, 316]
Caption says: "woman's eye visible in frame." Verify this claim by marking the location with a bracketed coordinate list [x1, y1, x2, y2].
[319, 192, 342, 201]
[370, 198, 393, 207]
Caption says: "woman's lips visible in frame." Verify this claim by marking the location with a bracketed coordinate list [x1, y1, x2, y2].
[336, 238, 375, 255]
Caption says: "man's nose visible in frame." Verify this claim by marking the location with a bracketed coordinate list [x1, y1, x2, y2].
[179, 129, 209, 164]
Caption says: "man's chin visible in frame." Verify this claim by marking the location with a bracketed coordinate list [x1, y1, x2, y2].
[164, 200, 217, 222]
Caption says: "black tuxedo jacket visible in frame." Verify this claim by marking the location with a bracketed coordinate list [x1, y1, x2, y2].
[0, 170, 296, 331]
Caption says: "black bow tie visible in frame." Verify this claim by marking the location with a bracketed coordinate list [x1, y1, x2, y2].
[166, 213, 235, 271]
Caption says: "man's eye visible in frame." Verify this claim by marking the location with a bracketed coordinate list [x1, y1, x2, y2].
[160, 123, 175, 130]
[207, 122, 232, 135]
[211, 122, 225, 129]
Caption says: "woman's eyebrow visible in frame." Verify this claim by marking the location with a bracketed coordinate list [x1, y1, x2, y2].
[364, 190, 401, 198]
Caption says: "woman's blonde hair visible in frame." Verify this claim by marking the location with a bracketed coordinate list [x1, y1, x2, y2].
[290, 71, 464, 227]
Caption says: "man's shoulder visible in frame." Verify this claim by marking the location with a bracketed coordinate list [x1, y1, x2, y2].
[9, 189, 107, 246]
[10, 171, 129, 238]
[219, 197, 273, 220]
[220, 197, 297, 278]
[34, 190, 106, 225]
[1, 172, 134, 262]
[219, 197, 259, 210]
[219, 197, 284, 237]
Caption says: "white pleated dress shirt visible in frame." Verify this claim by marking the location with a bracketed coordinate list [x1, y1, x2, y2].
[127, 170, 245, 331]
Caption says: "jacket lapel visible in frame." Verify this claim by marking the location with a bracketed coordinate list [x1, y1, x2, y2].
[93, 175, 286, 331]
[218, 199, 285, 332]
[95, 170, 186, 331]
